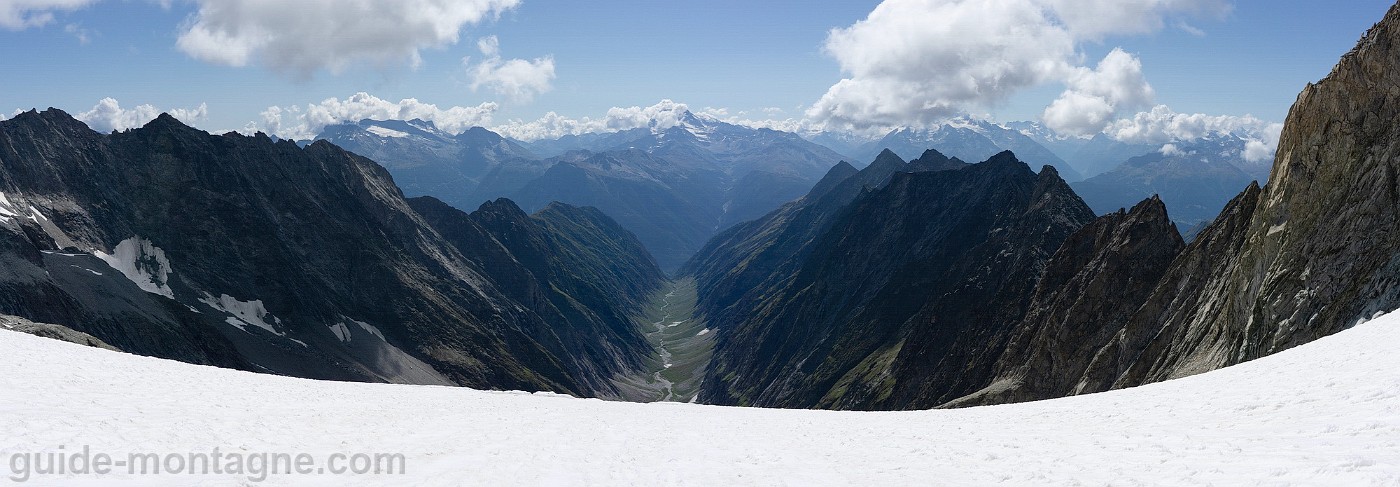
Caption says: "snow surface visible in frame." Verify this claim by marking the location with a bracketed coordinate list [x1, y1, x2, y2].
[364, 125, 409, 138]
[3, 313, 1400, 485]
[92, 237, 175, 298]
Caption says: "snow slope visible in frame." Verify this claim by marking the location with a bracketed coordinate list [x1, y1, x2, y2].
[3, 313, 1400, 486]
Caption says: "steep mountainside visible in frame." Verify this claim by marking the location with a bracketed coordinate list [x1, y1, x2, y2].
[691, 151, 1096, 408]
[409, 197, 665, 390]
[682, 149, 965, 341]
[947, 197, 1185, 406]
[0, 110, 662, 397]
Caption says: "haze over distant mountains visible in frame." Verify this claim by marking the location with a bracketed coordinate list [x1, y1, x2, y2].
[315, 102, 1281, 277]
[318, 110, 846, 271]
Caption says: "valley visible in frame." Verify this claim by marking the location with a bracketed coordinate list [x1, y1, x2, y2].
[614, 278, 714, 403]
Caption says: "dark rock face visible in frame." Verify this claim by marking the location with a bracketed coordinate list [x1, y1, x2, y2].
[681, 149, 963, 352]
[946, 196, 1184, 407]
[410, 196, 665, 393]
[1075, 183, 1262, 392]
[0, 110, 662, 397]
[691, 151, 1096, 409]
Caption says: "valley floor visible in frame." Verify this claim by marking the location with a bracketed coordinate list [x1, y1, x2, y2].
[2, 311, 1400, 485]
[611, 277, 715, 402]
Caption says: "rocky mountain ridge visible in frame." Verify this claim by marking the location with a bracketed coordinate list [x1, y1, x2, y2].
[0, 110, 663, 397]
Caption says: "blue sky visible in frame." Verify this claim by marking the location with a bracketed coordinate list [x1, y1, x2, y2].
[0, 0, 1394, 140]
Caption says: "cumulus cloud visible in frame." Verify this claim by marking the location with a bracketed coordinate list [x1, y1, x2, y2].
[465, 36, 555, 102]
[1042, 48, 1155, 135]
[0, 0, 96, 30]
[807, 0, 1226, 130]
[75, 97, 209, 133]
[176, 0, 520, 78]
[493, 100, 695, 141]
[252, 92, 499, 140]
[1107, 105, 1284, 162]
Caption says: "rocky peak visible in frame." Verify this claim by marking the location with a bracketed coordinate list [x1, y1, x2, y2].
[805, 161, 860, 200]
[867, 148, 907, 173]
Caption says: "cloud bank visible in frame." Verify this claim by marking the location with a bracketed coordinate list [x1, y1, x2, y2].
[253, 92, 499, 140]
[1107, 105, 1284, 162]
[176, 0, 521, 77]
[807, 0, 1228, 132]
[75, 97, 208, 133]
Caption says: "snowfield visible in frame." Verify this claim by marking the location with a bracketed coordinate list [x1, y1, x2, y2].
[3, 313, 1400, 486]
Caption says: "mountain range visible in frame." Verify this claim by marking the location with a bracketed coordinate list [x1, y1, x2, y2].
[679, 2, 1400, 409]
[2, 1, 1397, 421]
[319, 110, 846, 271]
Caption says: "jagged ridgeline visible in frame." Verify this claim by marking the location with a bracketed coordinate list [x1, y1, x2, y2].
[684, 3, 1400, 410]
[0, 110, 664, 397]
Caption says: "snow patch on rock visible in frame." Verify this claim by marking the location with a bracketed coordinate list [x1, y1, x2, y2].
[199, 293, 283, 336]
[366, 125, 409, 138]
[93, 237, 175, 299]
[348, 318, 385, 341]
[329, 322, 352, 343]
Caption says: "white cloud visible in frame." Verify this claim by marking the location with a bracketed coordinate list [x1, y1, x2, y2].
[465, 36, 555, 102]
[493, 100, 696, 141]
[176, 0, 520, 78]
[252, 92, 499, 140]
[1042, 48, 1155, 135]
[75, 97, 208, 133]
[1159, 143, 1185, 157]
[1107, 105, 1284, 162]
[807, 0, 1226, 130]
[0, 0, 96, 30]
[1106, 105, 1274, 144]
[1243, 122, 1284, 163]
